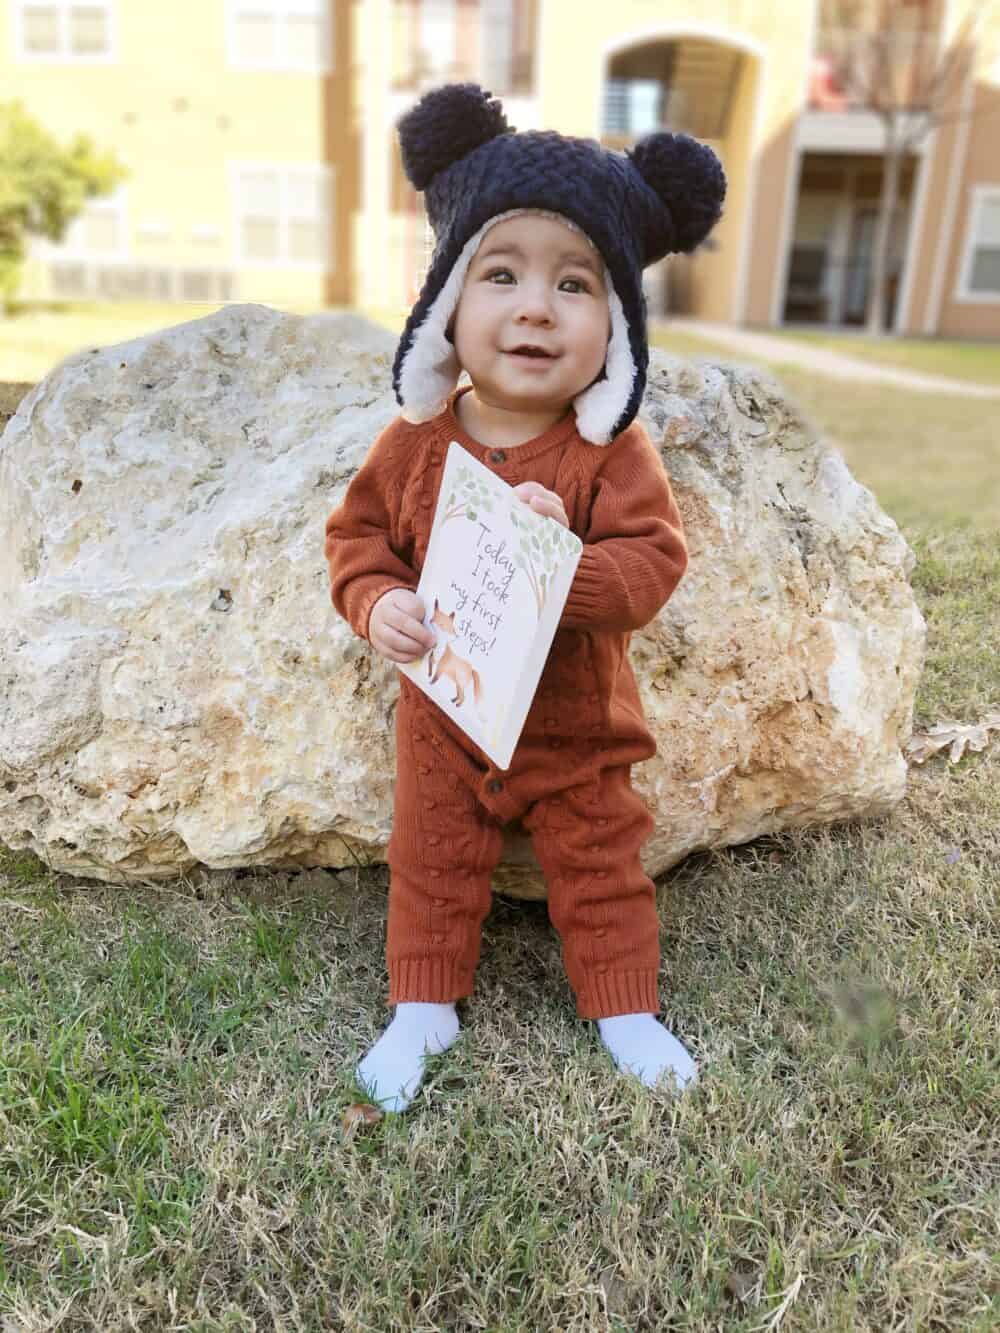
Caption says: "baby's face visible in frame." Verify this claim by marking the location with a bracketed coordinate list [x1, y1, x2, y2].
[451, 214, 611, 415]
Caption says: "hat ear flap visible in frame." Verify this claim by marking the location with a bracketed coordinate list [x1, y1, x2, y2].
[397, 82, 510, 191]
[626, 132, 726, 253]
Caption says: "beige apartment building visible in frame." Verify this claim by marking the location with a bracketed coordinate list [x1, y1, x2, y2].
[3, 0, 998, 337]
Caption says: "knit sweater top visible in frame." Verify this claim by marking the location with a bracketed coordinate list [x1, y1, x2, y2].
[325, 384, 688, 756]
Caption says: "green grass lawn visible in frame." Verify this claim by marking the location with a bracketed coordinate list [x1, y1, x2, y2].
[768, 329, 1000, 389]
[775, 364, 1000, 535]
[0, 300, 329, 383]
[650, 331, 1000, 534]
[2, 333, 999, 1327]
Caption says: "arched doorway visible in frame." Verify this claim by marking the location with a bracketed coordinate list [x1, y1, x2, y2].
[600, 30, 761, 321]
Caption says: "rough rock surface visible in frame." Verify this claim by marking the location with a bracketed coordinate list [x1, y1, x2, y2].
[0, 304, 925, 897]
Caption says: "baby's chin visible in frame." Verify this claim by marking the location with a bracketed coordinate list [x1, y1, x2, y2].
[468, 385, 578, 417]
[467, 370, 595, 413]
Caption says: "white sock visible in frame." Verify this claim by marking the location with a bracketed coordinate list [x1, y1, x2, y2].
[597, 1013, 698, 1091]
[355, 1001, 460, 1113]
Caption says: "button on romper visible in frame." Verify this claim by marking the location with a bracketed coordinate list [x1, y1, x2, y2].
[325, 386, 689, 1020]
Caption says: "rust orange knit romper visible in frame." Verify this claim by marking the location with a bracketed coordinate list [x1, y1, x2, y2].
[325, 386, 689, 1020]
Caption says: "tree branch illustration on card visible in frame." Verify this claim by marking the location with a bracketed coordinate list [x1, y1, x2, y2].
[510, 504, 580, 619]
[397, 441, 583, 771]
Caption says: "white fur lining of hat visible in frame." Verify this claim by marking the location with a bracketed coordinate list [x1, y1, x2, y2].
[398, 208, 636, 446]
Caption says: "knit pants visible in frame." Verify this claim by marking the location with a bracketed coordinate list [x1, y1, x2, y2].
[385, 676, 662, 1020]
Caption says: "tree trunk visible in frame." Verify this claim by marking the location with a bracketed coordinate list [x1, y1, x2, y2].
[866, 124, 902, 336]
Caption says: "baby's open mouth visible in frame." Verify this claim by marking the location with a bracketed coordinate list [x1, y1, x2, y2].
[506, 345, 557, 359]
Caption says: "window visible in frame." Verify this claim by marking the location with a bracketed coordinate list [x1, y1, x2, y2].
[232, 164, 333, 267]
[603, 79, 662, 137]
[419, 0, 455, 76]
[479, 0, 513, 93]
[227, 0, 331, 73]
[14, 0, 113, 60]
[957, 187, 1000, 302]
[41, 187, 128, 259]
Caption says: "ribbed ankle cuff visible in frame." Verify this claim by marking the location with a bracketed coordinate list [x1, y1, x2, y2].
[576, 969, 661, 1020]
[388, 955, 474, 1005]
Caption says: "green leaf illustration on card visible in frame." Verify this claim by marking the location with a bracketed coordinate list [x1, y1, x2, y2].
[444, 467, 498, 525]
[508, 502, 577, 619]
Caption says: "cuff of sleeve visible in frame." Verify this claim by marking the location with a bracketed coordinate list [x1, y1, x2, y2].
[354, 577, 420, 642]
[576, 968, 661, 1020]
[561, 547, 629, 629]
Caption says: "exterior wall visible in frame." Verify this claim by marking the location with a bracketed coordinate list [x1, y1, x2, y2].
[325, 0, 359, 305]
[934, 7, 1000, 337]
[895, 0, 1000, 336]
[1, 0, 345, 306]
[354, 0, 395, 315]
[717, 45, 765, 324]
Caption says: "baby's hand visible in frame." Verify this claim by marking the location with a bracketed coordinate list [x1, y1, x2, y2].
[369, 588, 436, 664]
[512, 481, 569, 528]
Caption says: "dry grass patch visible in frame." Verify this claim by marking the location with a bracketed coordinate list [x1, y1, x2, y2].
[0, 746, 997, 1328]
[0, 381, 32, 433]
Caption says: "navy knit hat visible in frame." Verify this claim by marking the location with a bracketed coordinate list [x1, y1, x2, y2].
[391, 82, 726, 444]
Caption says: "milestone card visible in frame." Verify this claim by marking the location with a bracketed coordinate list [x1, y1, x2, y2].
[397, 440, 583, 770]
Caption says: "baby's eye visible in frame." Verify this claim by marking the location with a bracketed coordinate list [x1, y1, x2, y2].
[559, 277, 591, 294]
[484, 268, 515, 284]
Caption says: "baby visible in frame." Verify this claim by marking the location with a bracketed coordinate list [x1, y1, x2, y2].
[325, 83, 725, 1112]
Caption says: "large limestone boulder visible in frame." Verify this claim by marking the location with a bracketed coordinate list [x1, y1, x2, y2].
[0, 304, 924, 897]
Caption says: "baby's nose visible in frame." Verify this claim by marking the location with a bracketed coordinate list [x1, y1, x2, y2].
[515, 283, 555, 320]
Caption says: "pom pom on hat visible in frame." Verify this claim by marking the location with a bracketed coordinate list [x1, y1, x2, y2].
[397, 82, 510, 190]
[627, 131, 727, 255]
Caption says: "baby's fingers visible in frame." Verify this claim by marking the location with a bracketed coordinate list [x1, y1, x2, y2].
[377, 623, 430, 662]
[387, 611, 434, 650]
[528, 495, 569, 527]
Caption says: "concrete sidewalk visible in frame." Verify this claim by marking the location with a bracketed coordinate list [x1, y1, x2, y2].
[660, 319, 1000, 400]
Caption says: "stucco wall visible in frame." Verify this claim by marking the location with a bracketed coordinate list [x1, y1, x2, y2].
[1, 1, 339, 305]
[898, 1, 999, 336]
[935, 25, 1000, 337]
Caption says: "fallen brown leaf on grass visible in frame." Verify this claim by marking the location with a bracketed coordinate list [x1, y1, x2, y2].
[904, 712, 1000, 765]
[342, 1102, 384, 1135]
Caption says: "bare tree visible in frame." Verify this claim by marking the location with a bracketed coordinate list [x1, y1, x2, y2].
[824, 0, 986, 334]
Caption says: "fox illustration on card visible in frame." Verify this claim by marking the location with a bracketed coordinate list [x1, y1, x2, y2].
[425, 598, 487, 719]
[397, 441, 583, 770]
